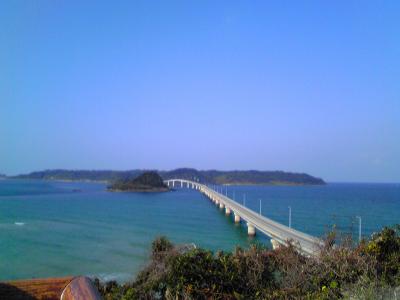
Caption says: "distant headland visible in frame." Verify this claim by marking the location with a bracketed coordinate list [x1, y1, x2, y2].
[11, 168, 325, 185]
[108, 171, 169, 192]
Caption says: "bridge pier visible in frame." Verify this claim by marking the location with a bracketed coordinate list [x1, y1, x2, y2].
[234, 213, 240, 223]
[247, 223, 256, 236]
[161, 179, 320, 256]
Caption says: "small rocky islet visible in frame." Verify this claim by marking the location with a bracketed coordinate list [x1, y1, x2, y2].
[108, 171, 169, 192]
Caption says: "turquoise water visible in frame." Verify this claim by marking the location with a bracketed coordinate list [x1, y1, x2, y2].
[0, 179, 399, 281]
[222, 183, 400, 238]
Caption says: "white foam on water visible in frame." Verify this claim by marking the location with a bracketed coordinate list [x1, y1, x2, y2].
[90, 272, 133, 283]
[14, 222, 25, 226]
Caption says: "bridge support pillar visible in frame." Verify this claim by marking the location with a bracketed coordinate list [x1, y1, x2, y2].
[247, 223, 256, 236]
[219, 202, 224, 209]
[225, 207, 231, 215]
[181, 181, 183, 188]
[234, 213, 240, 223]
[271, 239, 280, 250]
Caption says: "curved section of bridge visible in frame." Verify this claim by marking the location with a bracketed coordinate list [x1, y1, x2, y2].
[164, 178, 322, 256]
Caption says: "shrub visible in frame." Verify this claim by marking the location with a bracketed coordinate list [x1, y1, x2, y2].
[96, 225, 400, 299]
[363, 225, 400, 285]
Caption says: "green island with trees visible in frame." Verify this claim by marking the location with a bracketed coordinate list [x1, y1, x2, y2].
[12, 168, 325, 186]
[94, 225, 400, 299]
[108, 172, 169, 192]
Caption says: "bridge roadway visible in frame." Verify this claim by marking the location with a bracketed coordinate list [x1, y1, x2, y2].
[164, 179, 323, 256]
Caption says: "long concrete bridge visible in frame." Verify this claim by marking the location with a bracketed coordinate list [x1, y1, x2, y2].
[164, 179, 323, 256]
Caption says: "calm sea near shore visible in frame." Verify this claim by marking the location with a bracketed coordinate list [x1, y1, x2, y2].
[0, 179, 399, 281]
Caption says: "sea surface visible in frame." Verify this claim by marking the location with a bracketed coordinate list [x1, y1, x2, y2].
[0, 179, 399, 281]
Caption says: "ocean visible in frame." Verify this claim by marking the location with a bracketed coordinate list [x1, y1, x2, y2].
[0, 179, 399, 281]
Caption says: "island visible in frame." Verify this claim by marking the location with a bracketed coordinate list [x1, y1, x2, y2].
[107, 171, 169, 192]
[13, 168, 326, 186]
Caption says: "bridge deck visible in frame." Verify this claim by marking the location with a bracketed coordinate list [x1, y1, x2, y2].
[206, 187, 322, 255]
[165, 179, 323, 256]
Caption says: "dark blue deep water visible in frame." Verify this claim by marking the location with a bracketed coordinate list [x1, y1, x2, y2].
[0, 179, 399, 281]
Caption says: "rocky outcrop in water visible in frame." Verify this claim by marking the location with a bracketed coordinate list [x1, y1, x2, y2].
[108, 172, 168, 192]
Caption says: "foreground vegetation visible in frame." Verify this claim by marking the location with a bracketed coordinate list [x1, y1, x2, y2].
[95, 225, 400, 299]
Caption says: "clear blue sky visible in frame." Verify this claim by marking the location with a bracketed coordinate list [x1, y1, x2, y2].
[1, 1, 399, 182]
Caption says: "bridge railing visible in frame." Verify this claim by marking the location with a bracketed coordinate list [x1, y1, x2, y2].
[210, 189, 319, 243]
[163, 179, 323, 255]
[202, 183, 323, 255]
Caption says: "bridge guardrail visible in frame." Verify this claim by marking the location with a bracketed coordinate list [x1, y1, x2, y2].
[164, 179, 323, 255]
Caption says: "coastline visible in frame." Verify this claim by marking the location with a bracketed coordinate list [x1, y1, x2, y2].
[11, 168, 326, 186]
[7, 178, 325, 187]
[7, 178, 110, 184]
[107, 187, 170, 193]
[220, 181, 326, 186]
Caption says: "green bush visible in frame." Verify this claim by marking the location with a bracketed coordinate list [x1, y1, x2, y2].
[364, 225, 400, 285]
[96, 225, 400, 299]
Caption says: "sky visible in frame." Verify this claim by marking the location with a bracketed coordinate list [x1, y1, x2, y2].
[0, 1, 399, 182]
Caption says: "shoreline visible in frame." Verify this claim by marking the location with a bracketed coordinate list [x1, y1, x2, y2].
[107, 187, 170, 193]
[218, 181, 326, 186]
[6, 178, 325, 187]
